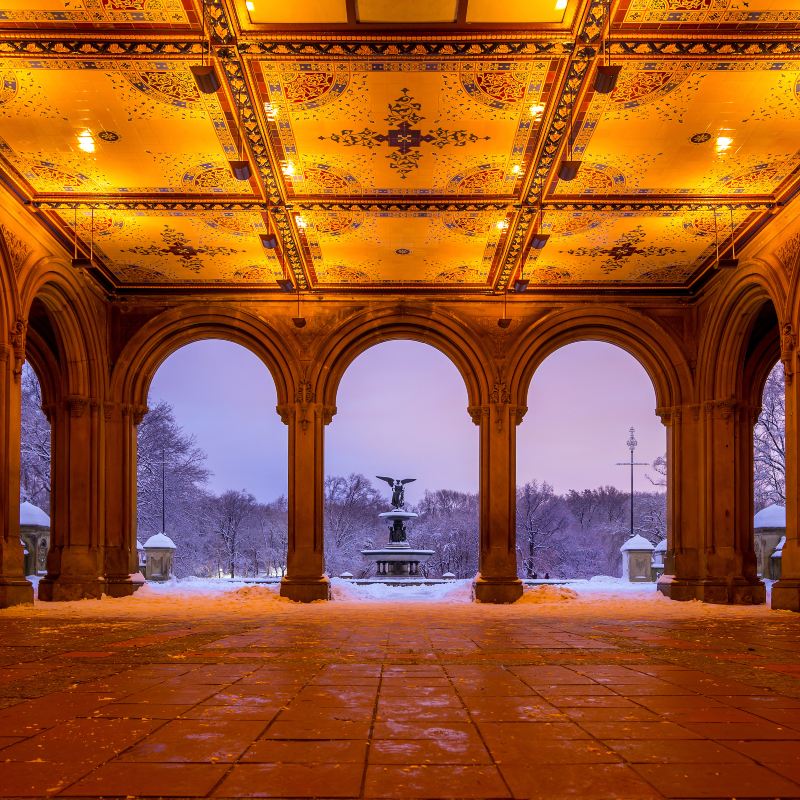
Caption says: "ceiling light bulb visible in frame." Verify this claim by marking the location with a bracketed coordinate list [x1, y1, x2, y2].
[511, 165, 521, 175]
[555, 0, 567, 8]
[246, 0, 255, 9]
[77, 131, 95, 153]
[263, 102, 279, 120]
[496, 219, 509, 231]
[715, 135, 733, 152]
[295, 215, 307, 229]
[281, 161, 295, 177]
[529, 103, 545, 119]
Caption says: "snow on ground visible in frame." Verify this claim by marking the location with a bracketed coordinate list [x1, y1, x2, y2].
[0, 574, 783, 622]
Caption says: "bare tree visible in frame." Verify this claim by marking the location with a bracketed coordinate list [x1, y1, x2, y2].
[516, 481, 567, 578]
[207, 489, 257, 578]
[414, 489, 478, 578]
[754, 361, 785, 509]
[20, 363, 51, 511]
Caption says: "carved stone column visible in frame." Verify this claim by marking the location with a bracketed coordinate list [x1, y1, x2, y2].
[278, 383, 333, 602]
[657, 400, 765, 604]
[0, 329, 34, 607]
[471, 382, 524, 603]
[38, 394, 106, 601]
[103, 402, 147, 597]
[773, 329, 800, 610]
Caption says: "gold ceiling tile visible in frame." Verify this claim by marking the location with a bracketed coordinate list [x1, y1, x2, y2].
[356, 0, 458, 23]
[622, 0, 800, 26]
[0, 60, 252, 197]
[246, 0, 348, 23]
[555, 62, 800, 198]
[466, 0, 570, 24]
[61, 209, 283, 285]
[0, 0, 192, 25]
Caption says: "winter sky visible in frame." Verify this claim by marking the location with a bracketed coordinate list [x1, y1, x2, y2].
[148, 338, 666, 504]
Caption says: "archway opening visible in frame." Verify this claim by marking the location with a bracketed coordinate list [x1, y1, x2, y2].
[19, 361, 51, 582]
[744, 301, 783, 584]
[518, 341, 667, 587]
[137, 340, 287, 582]
[325, 340, 478, 584]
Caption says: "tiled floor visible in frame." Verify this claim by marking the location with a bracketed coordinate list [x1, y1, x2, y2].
[0, 595, 799, 798]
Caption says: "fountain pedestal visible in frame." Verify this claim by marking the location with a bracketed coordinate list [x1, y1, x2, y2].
[361, 509, 434, 577]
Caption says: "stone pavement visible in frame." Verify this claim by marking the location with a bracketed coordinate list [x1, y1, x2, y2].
[0, 595, 799, 798]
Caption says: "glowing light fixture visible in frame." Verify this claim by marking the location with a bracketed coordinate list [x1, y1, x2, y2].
[263, 102, 279, 120]
[555, 0, 567, 8]
[511, 164, 521, 175]
[715, 135, 733, 152]
[281, 160, 296, 177]
[246, 0, 255, 9]
[529, 103, 545, 119]
[295, 215, 308, 229]
[77, 130, 95, 153]
[496, 219, 509, 231]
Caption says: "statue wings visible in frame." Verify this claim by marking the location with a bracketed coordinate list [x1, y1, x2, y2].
[400, 478, 416, 484]
[376, 476, 416, 485]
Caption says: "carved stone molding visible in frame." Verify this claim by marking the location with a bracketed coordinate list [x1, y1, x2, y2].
[65, 395, 89, 417]
[276, 404, 292, 426]
[703, 398, 738, 421]
[490, 380, 510, 406]
[322, 405, 337, 426]
[103, 401, 115, 422]
[468, 405, 489, 426]
[782, 322, 796, 386]
[295, 380, 315, 405]
[655, 405, 682, 425]
[122, 403, 149, 426]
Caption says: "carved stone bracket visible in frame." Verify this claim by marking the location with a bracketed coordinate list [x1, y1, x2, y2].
[65, 395, 89, 417]
[703, 398, 738, 421]
[10, 319, 25, 379]
[468, 405, 489, 426]
[655, 405, 682, 426]
[122, 403, 149, 426]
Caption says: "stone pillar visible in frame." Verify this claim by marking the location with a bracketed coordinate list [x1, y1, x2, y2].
[657, 401, 765, 604]
[773, 329, 800, 610]
[278, 385, 332, 602]
[38, 395, 106, 601]
[0, 325, 34, 607]
[471, 383, 523, 603]
[102, 402, 146, 597]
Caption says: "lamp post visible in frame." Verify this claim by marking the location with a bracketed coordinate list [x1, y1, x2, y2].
[616, 427, 648, 538]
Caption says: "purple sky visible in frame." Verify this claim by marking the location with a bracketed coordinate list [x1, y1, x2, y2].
[148, 339, 665, 503]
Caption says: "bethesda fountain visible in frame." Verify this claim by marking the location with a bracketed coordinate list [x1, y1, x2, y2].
[361, 476, 434, 577]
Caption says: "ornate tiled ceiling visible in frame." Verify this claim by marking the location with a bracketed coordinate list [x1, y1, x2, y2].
[0, 0, 799, 293]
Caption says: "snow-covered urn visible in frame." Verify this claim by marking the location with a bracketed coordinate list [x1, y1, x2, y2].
[620, 534, 655, 582]
[339, 571, 354, 580]
[443, 572, 456, 580]
[143, 532, 177, 582]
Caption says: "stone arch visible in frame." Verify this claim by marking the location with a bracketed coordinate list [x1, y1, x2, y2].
[508, 307, 692, 413]
[698, 267, 784, 406]
[314, 306, 492, 414]
[111, 304, 296, 411]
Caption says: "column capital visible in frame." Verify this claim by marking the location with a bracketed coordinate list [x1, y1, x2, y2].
[655, 405, 682, 425]
[277, 401, 336, 429]
[10, 318, 25, 379]
[781, 322, 796, 385]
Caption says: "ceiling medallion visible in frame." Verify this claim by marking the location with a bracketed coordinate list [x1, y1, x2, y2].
[395, 248, 411, 255]
[98, 130, 120, 142]
[690, 132, 712, 144]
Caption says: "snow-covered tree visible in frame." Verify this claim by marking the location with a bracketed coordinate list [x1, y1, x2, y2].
[20, 362, 51, 511]
[754, 361, 785, 510]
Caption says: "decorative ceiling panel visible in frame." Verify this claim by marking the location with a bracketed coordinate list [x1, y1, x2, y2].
[0, 59, 254, 197]
[59, 208, 282, 285]
[299, 207, 511, 287]
[555, 62, 800, 198]
[619, 0, 800, 27]
[254, 59, 556, 198]
[525, 207, 755, 284]
[246, 0, 348, 24]
[0, 0, 197, 28]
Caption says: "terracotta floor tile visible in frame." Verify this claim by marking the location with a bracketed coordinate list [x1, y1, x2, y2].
[278, 701, 374, 723]
[122, 684, 221, 705]
[0, 736, 23, 749]
[364, 765, 509, 798]
[119, 719, 265, 762]
[180, 703, 282, 721]
[213, 762, 364, 797]
[563, 707, 661, 722]
[262, 719, 372, 740]
[91, 702, 193, 719]
[580, 720, 702, 740]
[658, 707, 765, 724]
[500, 763, 662, 799]
[0, 717, 159, 766]
[0, 761, 92, 797]
[368, 737, 492, 765]
[464, 696, 566, 722]
[725, 740, 800, 763]
[605, 738, 752, 763]
[242, 739, 368, 763]
[492, 738, 621, 765]
[634, 762, 800, 798]
[773, 763, 800, 785]
[376, 705, 470, 723]
[679, 721, 800, 740]
[540, 693, 639, 708]
[60, 762, 228, 797]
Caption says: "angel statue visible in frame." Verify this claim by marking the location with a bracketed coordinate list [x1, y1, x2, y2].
[376, 476, 416, 509]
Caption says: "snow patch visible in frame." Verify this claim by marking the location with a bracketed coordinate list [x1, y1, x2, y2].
[330, 578, 473, 603]
[518, 585, 578, 603]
